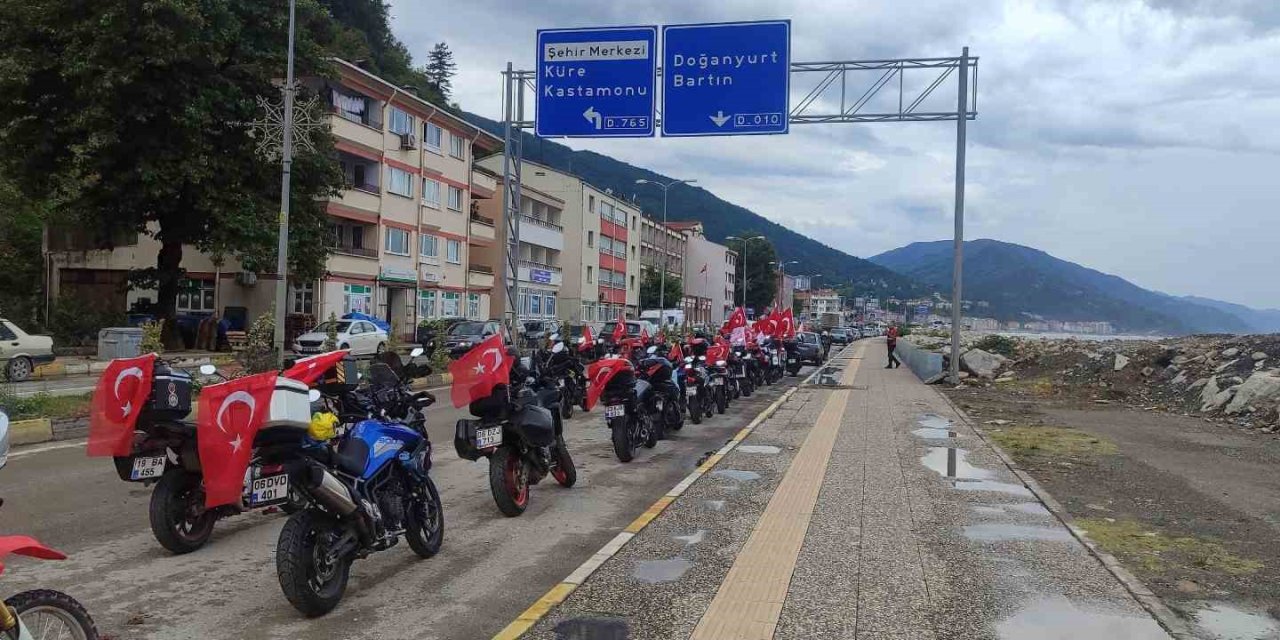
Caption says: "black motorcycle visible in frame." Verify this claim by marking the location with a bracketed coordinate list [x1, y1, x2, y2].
[538, 336, 588, 419]
[588, 356, 660, 462]
[636, 345, 684, 436]
[454, 351, 576, 517]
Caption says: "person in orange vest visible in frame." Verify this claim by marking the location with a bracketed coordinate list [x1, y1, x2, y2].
[886, 324, 901, 369]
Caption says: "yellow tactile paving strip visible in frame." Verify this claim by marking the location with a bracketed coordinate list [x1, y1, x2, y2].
[690, 342, 865, 640]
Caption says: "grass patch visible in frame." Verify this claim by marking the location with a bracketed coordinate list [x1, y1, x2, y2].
[1077, 518, 1264, 576]
[988, 425, 1118, 461]
[0, 391, 92, 421]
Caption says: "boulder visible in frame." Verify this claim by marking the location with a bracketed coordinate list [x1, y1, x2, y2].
[1171, 371, 1188, 386]
[961, 349, 1003, 378]
[1199, 377, 1221, 411]
[1222, 347, 1240, 358]
[1141, 366, 1155, 377]
[1224, 372, 1280, 415]
[1215, 359, 1239, 373]
[1172, 355, 1190, 365]
[1113, 353, 1130, 371]
[1252, 351, 1268, 361]
[1188, 378, 1210, 391]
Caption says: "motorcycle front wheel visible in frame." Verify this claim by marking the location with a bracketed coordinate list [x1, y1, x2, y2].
[149, 468, 216, 555]
[406, 476, 444, 558]
[489, 446, 530, 517]
[689, 393, 703, 424]
[611, 416, 636, 463]
[6, 589, 99, 640]
[560, 392, 574, 420]
[276, 510, 352, 617]
[716, 387, 727, 414]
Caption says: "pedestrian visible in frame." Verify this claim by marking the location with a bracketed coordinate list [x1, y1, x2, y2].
[886, 324, 901, 369]
[820, 330, 832, 361]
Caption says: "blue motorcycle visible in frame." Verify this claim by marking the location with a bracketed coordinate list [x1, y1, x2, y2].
[266, 349, 442, 617]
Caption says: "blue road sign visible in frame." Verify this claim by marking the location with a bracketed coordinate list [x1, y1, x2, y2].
[661, 20, 791, 137]
[536, 26, 657, 138]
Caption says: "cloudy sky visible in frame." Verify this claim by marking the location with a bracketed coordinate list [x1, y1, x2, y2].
[390, 0, 1280, 309]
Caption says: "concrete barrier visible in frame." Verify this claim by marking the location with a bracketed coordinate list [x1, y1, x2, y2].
[9, 418, 53, 446]
[897, 339, 944, 381]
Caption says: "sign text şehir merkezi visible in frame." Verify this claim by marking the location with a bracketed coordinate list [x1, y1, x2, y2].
[536, 27, 657, 138]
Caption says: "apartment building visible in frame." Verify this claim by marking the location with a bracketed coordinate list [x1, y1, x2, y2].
[668, 221, 736, 325]
[638, 215, 700, 318]
[44, 59, 501, 343]
[475, 158, 642, 325]
[795, 288, 842, 320]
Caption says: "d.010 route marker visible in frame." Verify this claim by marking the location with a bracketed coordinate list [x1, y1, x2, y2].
[661, 20, 791, 137]
[536, 26, 657, 137]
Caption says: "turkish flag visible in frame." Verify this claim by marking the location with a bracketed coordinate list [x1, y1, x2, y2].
[730, 326, 747, 346]
[640, 326, 650, 343]
[585, 357, 632, 411]
[579, 324, 596, 352]
[668, 342, 682, 362]
[706, 343, 729, 363]
[728, 307, 747, 331]
[197, 372, 278, 508]
[282, 349, 350, 386]
[753, 316, 777, 338]
[776, 308, 796, 340]
[611, 314, 626, 343]
[448, 333, 512, 408]
[88, 354, 157, 457]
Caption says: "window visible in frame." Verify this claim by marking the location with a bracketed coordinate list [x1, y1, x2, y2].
[587, 230, 594, 248]
[0, 323, 14, 341]
[530, 294, 542, 316]
[420, 234, 438, 259]
[598, 235, 610, 254]
[545, 294, 556, 317]
[446, 239, 461, 264]
[587, 266, 593, 283]
[333, 89, 370, 125]
[468, 293, 480, 319]
[632, 215, 637, 230]
[588, 195, 595, 215]
[388, 167, 413, 198]
[389, 107, 413, 135]
[447, 186, 463, 211]
[384, 227, 410, 255]
[441, 292, 461, 317]
[425, 123, 443, 152]
[343, 284, 373, 315]
[422, 179, 441, 208]
[418, 290, 437, 318]
[177, 279, 215, 312]
[450, 134, 465, 159]
[630, 275, 635, 290]
[290, 281, 315, 315]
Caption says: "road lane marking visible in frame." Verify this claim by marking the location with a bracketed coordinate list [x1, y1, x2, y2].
[690, 340, 865, 640]
[490, 346, 852, 640]
[9, 439, 87, 459]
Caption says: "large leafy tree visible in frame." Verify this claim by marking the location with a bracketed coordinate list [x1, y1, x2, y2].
[726, 234, 779, 312]
[639, 269, 682, 311]
[0, 0, 344, 346]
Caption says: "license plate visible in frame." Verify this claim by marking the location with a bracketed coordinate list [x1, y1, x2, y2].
[685, 387, 697, 396]
[130, 455, 166, 480]
[788, 358, 796, 364]
[250, 474, 289, 506]
[772, 357, 779, 365]
[604, 404, 626, 418]
[713, 378, 725, 386]
[475, 426, 503, 449]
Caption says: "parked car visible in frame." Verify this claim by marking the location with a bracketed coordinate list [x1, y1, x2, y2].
[417, 317, 466, 346]
[522, 319, 561, 348]
[443, 319, 506, 353]
[292, 319, 388, 356]
[791, 332, 824, 365]
[0, 318, 55, 382]
[829, 327, 853, 345]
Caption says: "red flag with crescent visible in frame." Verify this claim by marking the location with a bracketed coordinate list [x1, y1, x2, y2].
[612, 314, 626, 343]
[579, 324, 596, 352]
[668, 342, 682, 362]
[585, 357, 633, 411]
[728, 306, 747, 331]
[282, 349, 350, 386]
[88, 354, 157, 457]
[197, 372, 278, 508]
[449, 333, 513, 408]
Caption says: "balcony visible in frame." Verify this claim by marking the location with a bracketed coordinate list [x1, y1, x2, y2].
[329, 244, 377, 259]
[329, 112, 384, 150]
[468, 264, 495, 289]
[469, 212, 496, 244]
[518, 215, 563, 250]
[518, 260, 562, 286]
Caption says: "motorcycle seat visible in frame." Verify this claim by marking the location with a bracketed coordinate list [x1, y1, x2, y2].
[635, 378, 653, 403]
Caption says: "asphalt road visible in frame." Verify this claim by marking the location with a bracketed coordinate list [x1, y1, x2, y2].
[5, 376, 99, 398]
[0, 372, 805, 639]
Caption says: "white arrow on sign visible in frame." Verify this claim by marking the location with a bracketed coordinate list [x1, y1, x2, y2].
[709, 111, 731, 127]
[583, 106, 603, 130]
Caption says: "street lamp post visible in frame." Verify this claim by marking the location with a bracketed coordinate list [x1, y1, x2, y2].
[635, 178, 695, 328]
[726, 235, 763, 313]
[272, 0, 297, 368]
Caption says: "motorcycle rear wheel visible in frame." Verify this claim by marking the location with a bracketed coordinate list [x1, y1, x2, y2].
[6, 589, 98, 640]
[551, 436, 577, 487]
[149, 468, 216, 555]
[689, 394, 702, 424]
[560, 393, 574, 420]
[406, 476, 444, 558]
[611, 416, 636, 463]
[716, 387, 727, 414]
[276, 510, 352, 617]
[489, 446, 530, 517]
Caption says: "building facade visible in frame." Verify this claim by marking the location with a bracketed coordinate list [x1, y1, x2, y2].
[670, 221, 736, 325]
[44, 59, 502, 343]
[638, 215, 695, 318]
[795, 288, 841, 320]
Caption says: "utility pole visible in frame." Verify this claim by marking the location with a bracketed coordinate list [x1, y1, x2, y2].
[636, 178, 694, 328]
[272, 0, 297, 368]
[949, 47, 970, 384]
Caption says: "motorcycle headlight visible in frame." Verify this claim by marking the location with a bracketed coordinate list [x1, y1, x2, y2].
[716, 360, 727, 367]
[684, 364, 692, 370]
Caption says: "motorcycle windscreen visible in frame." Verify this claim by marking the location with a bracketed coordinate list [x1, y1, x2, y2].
[585, 357, 633, 411]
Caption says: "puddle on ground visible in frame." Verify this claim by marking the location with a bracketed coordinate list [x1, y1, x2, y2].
[1192, 601, 1280, 640]
[673, 530, 706, 547]
[918, 413, 953, 430]
[955, 480, 1034, 497]
[554, 617, 630, 640]
[963, 524, 1074, 543]
[973, 503, 1052, 518]
[922, 447, 996, 480]
[711, 469, 761, 482]
[997, 596, 1170, 639]
[632, 557, 694, 584]
[704, 500, 725, 511]
[913, 427, 954, 439]
[736, 445, 781, 454]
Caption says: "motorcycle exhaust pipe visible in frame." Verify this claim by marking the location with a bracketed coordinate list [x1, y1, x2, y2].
[305, 465, 358, 516]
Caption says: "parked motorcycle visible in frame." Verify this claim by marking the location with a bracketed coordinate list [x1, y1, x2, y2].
[537, 335, 587, 419]
[636, 345, 684, 436]
[454, 350, 577, 517]
[265, 348, 444, 616]
[705, 344, 731, 415]
[0, 409, 101, 640]
[586, 356, 659, 462]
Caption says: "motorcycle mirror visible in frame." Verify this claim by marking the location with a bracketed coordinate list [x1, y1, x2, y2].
[410, 347, 424, 358]
[646, 345, 657, 355]
[308, 389, 322, 403]
[198, 363, 217, 376]
[0, 408, 9, 470]
[552, 342, 565, 354]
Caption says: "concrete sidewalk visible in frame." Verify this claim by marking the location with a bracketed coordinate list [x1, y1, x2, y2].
[516, 340, 1177, 639]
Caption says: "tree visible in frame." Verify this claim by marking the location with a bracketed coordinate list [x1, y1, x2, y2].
[725, 234, 779, 313]
[0, 0, 344, 347]
[0, 178, 47, 326]
[424, 42, 457, 101]
[317, 0, 451, 107]
[640, 269, 682, 312]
